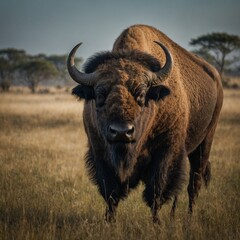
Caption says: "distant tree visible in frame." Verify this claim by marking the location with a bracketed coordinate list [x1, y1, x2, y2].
[190, 32, 240, 75]
[0, 58, 12, 91]
[0, 47, 83, 92]
[47, 54, 83, 85]
[20, 59, 58, 93]
[0, 48, 27, 91]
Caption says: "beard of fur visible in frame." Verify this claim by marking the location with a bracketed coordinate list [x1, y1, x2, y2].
[108, 143, 137, 183]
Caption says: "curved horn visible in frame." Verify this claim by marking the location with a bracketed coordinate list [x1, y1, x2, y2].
[67, 43, 97, 86]
[152, 41, 173, 85]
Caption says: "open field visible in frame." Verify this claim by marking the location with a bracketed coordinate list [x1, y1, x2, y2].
[0, 90, 239, 240]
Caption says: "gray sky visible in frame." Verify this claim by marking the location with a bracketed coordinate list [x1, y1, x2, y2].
[0, 0, 239, 60]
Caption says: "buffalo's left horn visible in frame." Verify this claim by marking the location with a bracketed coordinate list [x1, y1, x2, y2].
[67, 43, 97, 86]
[152, 41, 173, 85]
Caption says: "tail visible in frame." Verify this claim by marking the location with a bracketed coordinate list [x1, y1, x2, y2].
[203, 161, 211, 187]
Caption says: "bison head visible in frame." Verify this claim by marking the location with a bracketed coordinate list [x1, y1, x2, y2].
[68, 42, 173, 182]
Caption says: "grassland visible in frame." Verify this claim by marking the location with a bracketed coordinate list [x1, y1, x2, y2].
[0, 90, 239, 240]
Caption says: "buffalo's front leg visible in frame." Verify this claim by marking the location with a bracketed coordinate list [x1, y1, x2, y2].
[96, 167, 127, 222]
[97, 175, 126, 222]
[143, 175, 162, 224]
[86, 149, 128, 222]
[143, 145, 187, 223]
[104, 188, 119, 222]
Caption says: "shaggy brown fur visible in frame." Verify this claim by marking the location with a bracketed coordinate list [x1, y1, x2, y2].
[70, 25, 223, 223]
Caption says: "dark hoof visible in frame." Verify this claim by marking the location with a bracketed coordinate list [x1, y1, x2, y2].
[153, 216, 161, 225]
[188, 208, 193, 216]
[105, 211, 116, 223]
[170, 209, 176, 219]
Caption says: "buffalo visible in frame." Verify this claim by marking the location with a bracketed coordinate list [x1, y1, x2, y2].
[67, 25, 223, 223]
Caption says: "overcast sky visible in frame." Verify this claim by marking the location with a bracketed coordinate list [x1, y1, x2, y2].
[0, 0, 239, 60]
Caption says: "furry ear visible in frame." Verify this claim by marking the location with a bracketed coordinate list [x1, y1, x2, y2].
[146, 85, 170, 103]
[72, 85, 95, 100]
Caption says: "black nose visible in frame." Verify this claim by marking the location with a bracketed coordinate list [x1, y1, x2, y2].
[108, 123, 135, 142]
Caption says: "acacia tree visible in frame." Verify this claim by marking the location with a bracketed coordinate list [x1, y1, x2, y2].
[0, 48, 27, 91]
[190, 32, 240, 75]
[20, 59, 57, 93]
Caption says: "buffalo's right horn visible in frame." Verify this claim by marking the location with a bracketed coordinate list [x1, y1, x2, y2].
[67, 43, 97, 86]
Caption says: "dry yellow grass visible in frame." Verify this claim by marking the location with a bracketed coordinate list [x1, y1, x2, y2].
[0, 90, 239, 240]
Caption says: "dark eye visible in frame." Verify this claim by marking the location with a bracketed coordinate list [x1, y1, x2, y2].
[136, 91, 146, 107]
[96, 94, 106, 108]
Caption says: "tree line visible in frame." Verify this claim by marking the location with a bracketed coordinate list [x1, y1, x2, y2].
[0, 49, 82, 93]
[0, 32, 240, 92]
